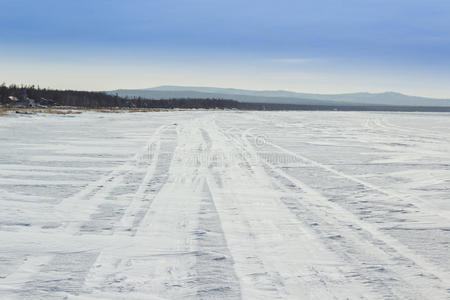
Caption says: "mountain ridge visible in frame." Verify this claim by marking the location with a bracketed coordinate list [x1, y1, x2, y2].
[108, 86, 450, 107]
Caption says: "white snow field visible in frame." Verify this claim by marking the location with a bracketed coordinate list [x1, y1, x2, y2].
[0, 111, 449, 299]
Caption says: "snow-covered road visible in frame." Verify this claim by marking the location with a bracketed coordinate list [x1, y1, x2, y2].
[0, 111, 449, 299]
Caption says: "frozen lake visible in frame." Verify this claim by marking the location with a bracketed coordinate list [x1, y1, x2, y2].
[0, 111, 449, 299]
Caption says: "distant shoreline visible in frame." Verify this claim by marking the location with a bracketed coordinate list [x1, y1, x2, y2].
[2, 85, 450, 113]
[2, 106, 450, 117]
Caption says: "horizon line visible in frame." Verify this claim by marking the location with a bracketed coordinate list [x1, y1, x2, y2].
[3, 81, 450, 101]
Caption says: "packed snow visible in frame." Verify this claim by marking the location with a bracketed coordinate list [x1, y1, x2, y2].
[0, 111, 449, 299]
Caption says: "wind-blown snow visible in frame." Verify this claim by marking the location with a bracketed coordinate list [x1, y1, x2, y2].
[0, 111, 449, 299]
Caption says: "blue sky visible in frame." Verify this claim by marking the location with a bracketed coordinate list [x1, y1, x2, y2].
[1, 0, 450, 97]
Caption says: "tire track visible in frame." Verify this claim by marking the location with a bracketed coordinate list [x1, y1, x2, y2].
[80, 125, 178, 296]
[253, 128, 450, 224]
[214, 122, 448, 298]
[193, 180, 241, 299]
[12, 125, 171, 298]
[56, 125, 169, 234]
[239, 129, 450, 298]
[210, 122, 367, 298]
[193, 123, 241, 299]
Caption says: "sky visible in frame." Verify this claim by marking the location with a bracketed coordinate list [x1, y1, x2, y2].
[1, 0, 450, 98]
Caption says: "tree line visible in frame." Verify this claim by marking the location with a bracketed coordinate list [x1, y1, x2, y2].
[2, 84, 449, 112]
[0, 84, 241, 109]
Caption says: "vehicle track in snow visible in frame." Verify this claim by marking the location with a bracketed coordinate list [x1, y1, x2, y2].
[1, 111, 449, 299]
[242, 121, 450, 298]
[214, 115, 450, 298]
[80, 118, 242, 299]
[12, 125, 176, 298]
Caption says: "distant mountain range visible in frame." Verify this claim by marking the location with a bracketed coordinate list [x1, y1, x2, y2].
[108, 86, 450, 107]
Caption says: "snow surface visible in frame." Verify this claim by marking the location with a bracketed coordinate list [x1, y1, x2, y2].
[0, 111, 449, 299]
